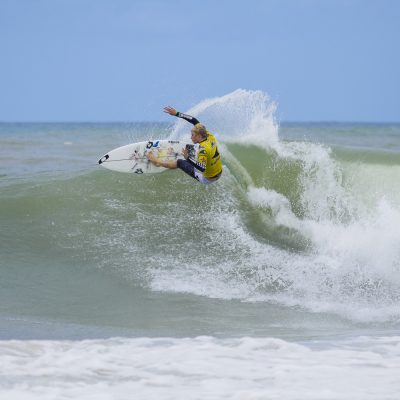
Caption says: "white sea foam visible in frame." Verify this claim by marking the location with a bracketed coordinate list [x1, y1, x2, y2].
[1, 336, 399, 400]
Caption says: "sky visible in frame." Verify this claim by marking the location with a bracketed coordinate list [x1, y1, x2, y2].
[1, 0, 399, 122]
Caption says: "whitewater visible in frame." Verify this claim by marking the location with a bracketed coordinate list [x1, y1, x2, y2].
[1, 89, 400, 399]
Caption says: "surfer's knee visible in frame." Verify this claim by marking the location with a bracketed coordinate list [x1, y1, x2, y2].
[177, 159, 197, 180]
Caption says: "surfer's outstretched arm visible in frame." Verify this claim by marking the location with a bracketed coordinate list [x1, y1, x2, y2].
[164, 106, 200, 126]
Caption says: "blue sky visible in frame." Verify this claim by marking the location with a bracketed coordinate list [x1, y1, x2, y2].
[1, 0, 399, 122]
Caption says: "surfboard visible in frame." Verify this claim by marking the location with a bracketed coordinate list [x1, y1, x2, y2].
[98, 140, 194, 174]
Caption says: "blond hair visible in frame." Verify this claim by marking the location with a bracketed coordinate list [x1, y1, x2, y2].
[192, 123, 208, 139]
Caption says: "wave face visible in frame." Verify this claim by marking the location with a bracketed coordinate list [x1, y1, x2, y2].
[165, 89, 400, 323]
[1, 90, 400, 328]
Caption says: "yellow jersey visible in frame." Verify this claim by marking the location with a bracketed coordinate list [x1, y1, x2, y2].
[196, 132, 223, 179]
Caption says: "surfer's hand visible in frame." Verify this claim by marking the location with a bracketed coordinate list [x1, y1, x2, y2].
[182, 148, 189, 159]
[147, 151, 160, 167]
[164, 106, 177, 116]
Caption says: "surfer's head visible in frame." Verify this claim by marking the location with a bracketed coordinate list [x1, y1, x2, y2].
[191, 123, 208, 142]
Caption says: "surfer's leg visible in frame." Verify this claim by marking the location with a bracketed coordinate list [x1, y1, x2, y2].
[194, 172, 218, 185]
[177, 160, 218, 184]
[177, 159, 200, 181]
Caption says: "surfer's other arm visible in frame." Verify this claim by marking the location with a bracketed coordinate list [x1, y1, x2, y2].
[146, 151, 178, 169]
[146, 147, 192, 170]
[164, 106, 200, 126]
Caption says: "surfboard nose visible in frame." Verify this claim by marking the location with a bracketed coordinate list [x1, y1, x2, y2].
[98, 154, 109, 164]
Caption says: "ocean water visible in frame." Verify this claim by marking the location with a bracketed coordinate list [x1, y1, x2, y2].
[1, 89, 400, 399]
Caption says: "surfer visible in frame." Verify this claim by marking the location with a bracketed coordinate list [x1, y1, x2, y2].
[146, 106, 223, 184]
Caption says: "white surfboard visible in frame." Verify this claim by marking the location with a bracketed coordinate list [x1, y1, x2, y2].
[98, 140, 194, 174]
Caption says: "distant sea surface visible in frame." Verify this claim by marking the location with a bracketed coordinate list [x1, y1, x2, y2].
[1, 90, 400, 399]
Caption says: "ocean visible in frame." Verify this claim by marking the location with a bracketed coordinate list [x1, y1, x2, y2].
[1, 90, 400, 399]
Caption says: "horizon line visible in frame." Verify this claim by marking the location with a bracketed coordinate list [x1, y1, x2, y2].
[1, 120, 400, 125]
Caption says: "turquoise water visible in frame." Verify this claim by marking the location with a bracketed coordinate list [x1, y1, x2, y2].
[1, 90, 400, 399]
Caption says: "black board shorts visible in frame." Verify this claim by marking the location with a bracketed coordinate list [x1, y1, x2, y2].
[177, 159, 221, 184]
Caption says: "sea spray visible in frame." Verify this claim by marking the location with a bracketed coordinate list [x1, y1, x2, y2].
[170, 89, 280, 149]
